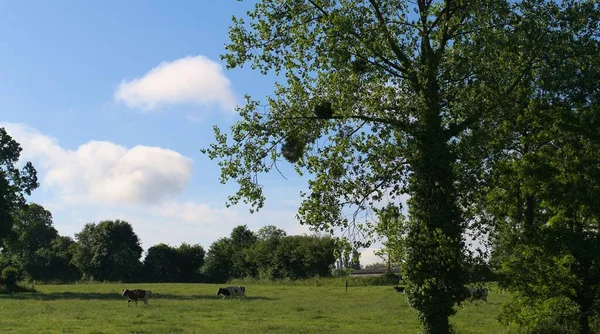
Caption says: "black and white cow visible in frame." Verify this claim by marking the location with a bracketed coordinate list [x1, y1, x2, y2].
[393, 285, 405, 293]
[122, 289, 152, 307]
[216, 286, 246, 300]
[467, 287, 488, 303]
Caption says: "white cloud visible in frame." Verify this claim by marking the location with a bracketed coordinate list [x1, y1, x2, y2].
[2, 123, 193, 205]
[114, 55, 236, 112]
[3, 122, 385, 259]
[360, 246, 385, 266]
[185, 113, 203, 124]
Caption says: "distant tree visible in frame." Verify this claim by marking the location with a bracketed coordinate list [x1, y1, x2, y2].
[349, 248, 361, 270]
[334, 238, 361, 270]
[0, 128, 39, 244]
[364, 262, 387, 270]
[144, 243, 205, 282]
[37, 236, 80, 282]
[71, 220, 142, 282]
[201, 238, 234, 283]
[371, 204, 407, 266]
[268, 235, 336, 279]
[230, 225, 258, 278]
[231, 225, 258, 249]
[176, 243, 205, 282]
[2, 204, 59, 282]
[256, 225, 287, 241]
[143, 243, 180, 282]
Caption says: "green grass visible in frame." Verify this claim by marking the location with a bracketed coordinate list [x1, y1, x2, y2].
[0, 283, 518, 333]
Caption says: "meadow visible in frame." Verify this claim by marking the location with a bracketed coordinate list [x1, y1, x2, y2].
[0, 282, 517, 333]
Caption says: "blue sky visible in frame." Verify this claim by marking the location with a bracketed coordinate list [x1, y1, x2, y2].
[0, 1, 384, 264]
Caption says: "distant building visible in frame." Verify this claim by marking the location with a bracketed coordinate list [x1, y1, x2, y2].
[349, 266, 401, 278]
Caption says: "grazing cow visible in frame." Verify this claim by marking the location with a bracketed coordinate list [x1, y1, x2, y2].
[393, 285, 405, 293]
[122, 289, 152, 307]
[467, 287, 488, 303]
[216, 286, 246, 300]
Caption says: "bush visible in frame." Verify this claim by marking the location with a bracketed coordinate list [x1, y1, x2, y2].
[2, 266, 19, 292]
[331, 268, 351, 277]
[229, 274, 404, 287]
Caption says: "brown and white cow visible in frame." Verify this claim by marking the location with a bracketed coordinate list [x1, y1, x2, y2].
[216, 286, 246, 300]
[122, 289, 152, 307]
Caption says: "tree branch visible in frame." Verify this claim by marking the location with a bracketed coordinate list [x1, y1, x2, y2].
[286, 114, 413, 134]
[368, 0, 417, 82]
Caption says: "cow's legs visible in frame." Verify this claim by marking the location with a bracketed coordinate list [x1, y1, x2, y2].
[128, 299, 131, 307]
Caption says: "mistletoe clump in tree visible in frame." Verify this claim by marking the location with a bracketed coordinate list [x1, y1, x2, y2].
[203, 1, 523, 332]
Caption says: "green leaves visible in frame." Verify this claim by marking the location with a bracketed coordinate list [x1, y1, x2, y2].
[0, 128, 39, 243]
[203, 1, 600, 332]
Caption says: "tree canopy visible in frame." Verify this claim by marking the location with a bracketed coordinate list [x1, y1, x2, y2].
[0, 127, 39, 243]
[203, 0, 598, 332]
[71, 220, 142, 282]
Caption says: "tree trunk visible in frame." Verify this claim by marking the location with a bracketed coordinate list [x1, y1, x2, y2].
[524, 194, 535, 240]
[404, 56, 466, 334]
[579, 311, 590, 334]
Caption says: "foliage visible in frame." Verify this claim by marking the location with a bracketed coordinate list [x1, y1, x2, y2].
[1, 266, 19, 292]
[333, 238, 361, 270]
[370, 204, 406, 265]
[477, 1, 600, 333]
[363, 262, 387, 270]
[143, 243, 181, 282]
[260, 235, 336, 280]
[1, 203, 61, 282]
[71, 220, 142, 282]
[201, 0, 534, 331]
[143, 243, 205, 282]
[256, 225, 287, 241]
[176, 243, 206, 281]
[0, 127, 39, 243]
[202, 225, 335, 283]
[201, 238, 235, 283]
[35, 236, 81, 282]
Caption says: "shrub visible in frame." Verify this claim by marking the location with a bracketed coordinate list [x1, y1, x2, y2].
[2, 266, 19, 292]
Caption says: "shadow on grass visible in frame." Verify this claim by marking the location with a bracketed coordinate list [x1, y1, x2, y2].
[0, 292, 274, 301]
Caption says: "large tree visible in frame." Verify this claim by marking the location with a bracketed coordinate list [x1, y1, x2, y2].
[203, 0, 520, 331]
[71, 220, 142, 282]
[0, 128, 39, 244]
[201, 225, 257, 282]
[484, 2, 600, 333]
[143, 243, 205, 282]
[2, 203, 58, 281]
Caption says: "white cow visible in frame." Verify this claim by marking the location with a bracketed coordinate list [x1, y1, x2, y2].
[216, 286, 246, 300]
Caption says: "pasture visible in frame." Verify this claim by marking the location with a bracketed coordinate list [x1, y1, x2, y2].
[0, 283, 516, 333]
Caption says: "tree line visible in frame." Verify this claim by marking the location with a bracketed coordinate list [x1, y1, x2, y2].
[0, 203, 338, 285]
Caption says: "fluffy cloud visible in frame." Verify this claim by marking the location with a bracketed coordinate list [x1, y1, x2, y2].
[2, 123, 193, 204]
[114, 55, 236, 111]
[360, 246, 385, 266]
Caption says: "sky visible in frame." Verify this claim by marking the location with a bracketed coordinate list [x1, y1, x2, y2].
[0, 1, 385, 265]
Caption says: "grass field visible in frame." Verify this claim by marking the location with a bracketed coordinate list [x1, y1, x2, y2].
[0, 283, 518, 333]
